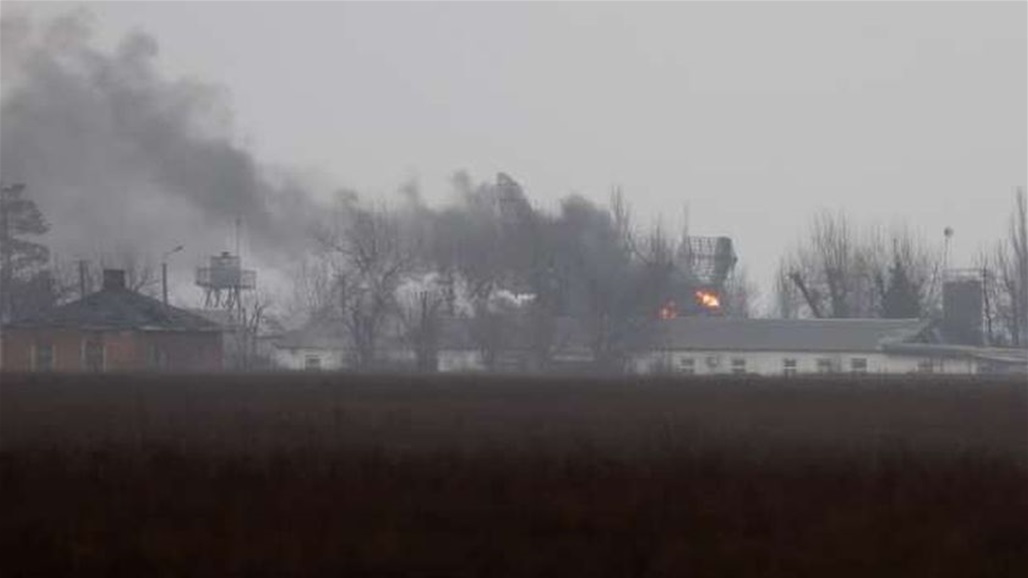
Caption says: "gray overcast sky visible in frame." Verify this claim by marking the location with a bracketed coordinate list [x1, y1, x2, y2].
[6, 0, 1027, 308]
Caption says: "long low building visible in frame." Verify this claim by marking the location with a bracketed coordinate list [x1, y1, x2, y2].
[630, 317, 1026, 376]
[265, 311, 1027, 376]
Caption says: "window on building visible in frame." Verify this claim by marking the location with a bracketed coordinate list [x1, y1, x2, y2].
[731, 357, 746, 375]
[83, 338, 104, 373]
[34, 343, 55, 372]
[783, 358, 797, 376]
[917, 359, 934, 374]
[679, 357, 695, 375]
[850, 357, 868, 374]
[816, 358, 835, 374]
[304, 355, 322, 371]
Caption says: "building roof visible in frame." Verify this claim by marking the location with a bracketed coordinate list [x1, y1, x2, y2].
[646, 317, 928, 353]
[271, 314, 592, 355]
[270, 314, 934, 356]
[274, 316, 352, 350]
[435, 315, 592, 353]
[4, 287, 222, 333]
[882, 341, 1028, 364]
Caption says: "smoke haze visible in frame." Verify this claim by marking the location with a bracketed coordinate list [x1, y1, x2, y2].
[1, 10, 320, 287]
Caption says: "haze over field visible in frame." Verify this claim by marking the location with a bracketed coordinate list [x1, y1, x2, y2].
[2, 1, 1024, 309]
[2, 5, 1027, 572]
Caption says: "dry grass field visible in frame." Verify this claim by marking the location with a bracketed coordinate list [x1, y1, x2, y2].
[2, 373, 1026, 577]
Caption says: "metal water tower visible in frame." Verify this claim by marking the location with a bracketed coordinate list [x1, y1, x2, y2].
[195, 251, 256, 314]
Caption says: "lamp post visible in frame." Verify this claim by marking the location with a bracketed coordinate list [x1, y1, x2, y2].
[161, 245, 184, 306]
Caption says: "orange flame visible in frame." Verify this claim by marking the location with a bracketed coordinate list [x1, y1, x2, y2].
[695, 290, 721, 309]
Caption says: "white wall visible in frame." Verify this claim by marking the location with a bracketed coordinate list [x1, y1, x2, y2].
[272, 346, 420, 371]
[272, 347, 349, 371]
[274, 345, 982, 376]
[629, 350, 980, 376]
[438, 349, 485, 372]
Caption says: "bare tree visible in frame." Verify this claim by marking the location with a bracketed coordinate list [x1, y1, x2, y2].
[284, 255, 337, 326]
[94, 244, 160, 295]
[396, 273, 448, 372]
[554, 190, 635, 371]
[315, 197, 415, 370]
[777, 211, 941, 319]
[45, 244, 161, 301]
[806, 211, 859, 317]
[773, 258, 803, 319]
[988, 188, 1028, 347]
[720, 266, 757, 318]
[233, 290, 274, 370]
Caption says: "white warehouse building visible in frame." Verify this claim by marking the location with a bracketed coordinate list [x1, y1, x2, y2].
[630, 317, 1026, 376]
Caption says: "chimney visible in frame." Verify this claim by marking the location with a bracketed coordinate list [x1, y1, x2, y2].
[942, 278, 983, 346]
[102, 269, 127, 292]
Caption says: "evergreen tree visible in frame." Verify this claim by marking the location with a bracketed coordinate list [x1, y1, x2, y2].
[881, 256, 921, 319]
[1, 182, 53, 322]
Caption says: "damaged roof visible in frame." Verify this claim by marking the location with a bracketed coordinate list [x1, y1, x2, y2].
[4, 287, 222, 332]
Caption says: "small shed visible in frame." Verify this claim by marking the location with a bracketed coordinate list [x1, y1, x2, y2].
[1, 269, 222, 372]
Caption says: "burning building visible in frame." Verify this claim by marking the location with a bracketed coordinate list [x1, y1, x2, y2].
[658, 236, 737, 319]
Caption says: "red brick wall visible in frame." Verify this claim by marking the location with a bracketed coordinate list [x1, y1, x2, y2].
[1, 329, 222, 372]
[1, 328, 87, 372]
[143, 332, 223, 372]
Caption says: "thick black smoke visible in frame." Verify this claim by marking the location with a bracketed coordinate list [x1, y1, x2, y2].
[0, 10, 320, 283]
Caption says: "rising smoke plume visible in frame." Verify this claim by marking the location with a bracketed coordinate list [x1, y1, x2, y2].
[0, 9, 321, 284]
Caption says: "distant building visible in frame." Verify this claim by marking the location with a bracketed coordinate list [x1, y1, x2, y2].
[632, 317, 925, 375]
[630, 317, 1027, 376]
[270, 316, 413, 371]
[268, 315, 593, 373]
[272, 317, 351, 371]
[628, 274, 1027, 377]
[263, 273, 1027, 376]
[1, 269, 222, 372]
[435, 316, 594, 374]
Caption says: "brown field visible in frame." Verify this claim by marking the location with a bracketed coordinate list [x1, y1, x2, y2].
[2, 373, 1026, 577]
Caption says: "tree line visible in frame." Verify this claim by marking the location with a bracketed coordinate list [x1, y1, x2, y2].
[2, 176, 1026, 373]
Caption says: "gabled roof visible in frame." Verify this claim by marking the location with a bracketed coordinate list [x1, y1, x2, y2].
[882, 341, 1028, 364]
[436, 315, 592, 353]
[4, 287, 221, 332]
[274, 316, 352, 350]
[271, 315, 592, 354]
[646, 317, 928, 353]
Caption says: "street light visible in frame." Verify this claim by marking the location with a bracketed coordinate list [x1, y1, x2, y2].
[162, 245, 184, 306]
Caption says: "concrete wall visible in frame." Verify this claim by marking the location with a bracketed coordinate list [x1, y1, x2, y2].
[142, 332, 223, 372]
